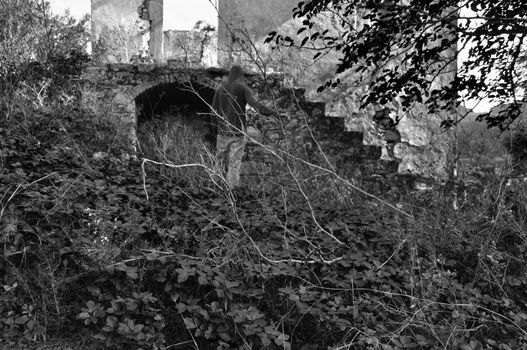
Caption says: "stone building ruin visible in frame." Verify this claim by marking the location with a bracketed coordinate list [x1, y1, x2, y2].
[90, 0, 300, 66]
[87, 0, 462, 181]
[82, 64, 397, 183]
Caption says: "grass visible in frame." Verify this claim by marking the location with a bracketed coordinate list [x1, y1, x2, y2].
[136, 111, 217, 188]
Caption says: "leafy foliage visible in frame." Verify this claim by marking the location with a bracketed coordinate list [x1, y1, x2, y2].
[1, 2, 527, 348]
[267, 0, 527, 129]
[1, 101, 527, 349]
[0, 0, 89, 98]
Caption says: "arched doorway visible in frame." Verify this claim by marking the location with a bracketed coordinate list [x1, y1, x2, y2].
[135, 82, 216, 161]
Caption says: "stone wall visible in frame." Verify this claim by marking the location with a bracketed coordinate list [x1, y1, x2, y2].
[88, 0, 459, 180]
[236, 9, 458, 180]
[81, 63, 394, 179]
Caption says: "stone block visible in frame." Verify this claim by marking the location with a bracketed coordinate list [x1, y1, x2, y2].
[309, 116, 345, 132]
[303, 102, 326, 118]
[81, 62, 404, 180]
[84, 66, 108, 75]
[137, 64, 155, 73]
[336, 148, 362, 166]
[110, 63, 133, 72]
[361, 145, 382, 160]
[341, 131, 364, 146]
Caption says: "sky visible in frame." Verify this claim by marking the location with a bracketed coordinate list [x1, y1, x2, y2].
[49, 0, 218, 30]
[165, 0, 218, 29]
[49, 0, 90, 20]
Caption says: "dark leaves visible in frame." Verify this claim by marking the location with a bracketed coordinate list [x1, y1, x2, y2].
[269, 0, 527, 129]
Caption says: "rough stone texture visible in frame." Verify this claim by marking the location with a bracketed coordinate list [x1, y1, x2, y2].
[147, 0, 163, 59]
[238, 11, 458, 180]
[80, 64, 392, 178]
[87, 0, 459, 180]
[393, 107, 456, 179]
[88, 0, 452, 178]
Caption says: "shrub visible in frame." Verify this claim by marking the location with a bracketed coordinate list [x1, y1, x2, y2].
[0, 0, 89, 109]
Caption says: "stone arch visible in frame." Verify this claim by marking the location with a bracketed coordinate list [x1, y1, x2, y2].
[132, 78, 218, 152]
[82, 65, 398, 178]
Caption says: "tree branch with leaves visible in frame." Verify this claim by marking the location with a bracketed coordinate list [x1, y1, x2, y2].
[267, 0, 527, 129]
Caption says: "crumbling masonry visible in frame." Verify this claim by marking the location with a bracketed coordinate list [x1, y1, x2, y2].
[86, 0, 427, 184]
[81, 63, 400, 182]
[88, 0, 460, 180]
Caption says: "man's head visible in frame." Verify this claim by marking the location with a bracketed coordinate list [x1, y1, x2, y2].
[227, 65, 244, 83]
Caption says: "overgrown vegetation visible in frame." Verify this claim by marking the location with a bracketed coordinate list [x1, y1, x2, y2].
[2, 1, 527, 350]
[2, 95, 527, 349]
[0, 0, 89, 92]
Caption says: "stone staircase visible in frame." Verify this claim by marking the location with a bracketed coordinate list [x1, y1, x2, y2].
[80, 63, 404, 189]
[241, 85, 402, 185]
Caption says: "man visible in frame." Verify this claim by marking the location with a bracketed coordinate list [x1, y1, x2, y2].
[211, 65, 274, 188]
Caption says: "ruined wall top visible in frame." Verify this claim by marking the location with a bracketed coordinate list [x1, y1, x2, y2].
[90, 0, 298, 66]
[81, 63, 287, 99]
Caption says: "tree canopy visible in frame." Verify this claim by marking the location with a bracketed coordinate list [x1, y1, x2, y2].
[267, 0, 527, 129]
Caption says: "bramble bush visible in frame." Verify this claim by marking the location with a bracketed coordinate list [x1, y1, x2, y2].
[0, 0, 89, 86]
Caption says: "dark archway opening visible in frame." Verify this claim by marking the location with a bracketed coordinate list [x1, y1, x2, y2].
[136, 82, 215, 139]
[135, 82, 217, 162]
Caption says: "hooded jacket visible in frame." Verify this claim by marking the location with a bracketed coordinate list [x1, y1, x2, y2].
[212, 66, 258, 136]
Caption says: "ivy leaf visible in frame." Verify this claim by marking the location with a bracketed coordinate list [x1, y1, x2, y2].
[86, 300, 96, 311]
[210, 301, 221, 313]
[77, 312, 90, 320]
[261, 335, 272, 346]
[183, 317, 197, 329]
[176, 303, 187, 313]
[117, 322, 131, 335]
[133, 323, 144, 334]
[14, 315, 29, 324]
[177, 268, 189, 283]
[87, 285, 101, 296]
[219, 332, 232, 342]
[125, 299, 138, 311]
[125, 267, 138, 280]
[198, 274, 208, 285]
[105, 316, 118, 329]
